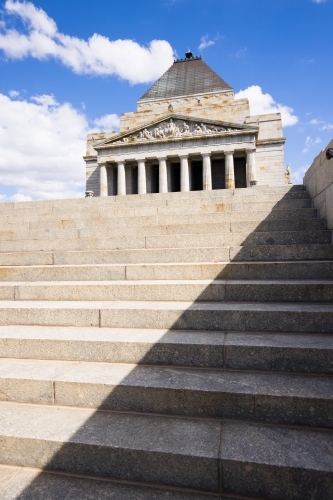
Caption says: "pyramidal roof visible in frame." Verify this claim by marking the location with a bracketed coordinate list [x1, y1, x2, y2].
[139, 56, 233, 102]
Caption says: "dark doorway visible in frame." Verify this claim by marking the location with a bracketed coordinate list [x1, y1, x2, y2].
[131, 166, 138, 195]
[212, 159, 225, 190]
[191, 161, 203, 191]
[171, 163, 181, 192]
[112, 166, 118, 196]
[234, 158, 247, 188]
[152, 165, 159, 193]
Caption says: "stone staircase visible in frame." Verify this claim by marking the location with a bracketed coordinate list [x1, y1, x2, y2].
[0, 185, 332, 500]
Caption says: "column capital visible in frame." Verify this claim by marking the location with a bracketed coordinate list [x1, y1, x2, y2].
[179, 154, 189, 159]
[245, 147, 256, 153]
[224, 150, 234, 156]
[201, 152, 211, 158]
[116, 160, 125, 166]
[157, 157, 167, 162]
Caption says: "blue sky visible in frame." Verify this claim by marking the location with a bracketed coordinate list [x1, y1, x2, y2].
[0, 0, 332, 200]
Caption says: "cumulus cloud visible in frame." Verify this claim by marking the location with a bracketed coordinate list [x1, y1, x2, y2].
[0, 92, 90, 201]
[93, 114, 120, 131]
[302, 136, 322, 153]
[0, 0, 174, 84]
[235, 85, 298, 127]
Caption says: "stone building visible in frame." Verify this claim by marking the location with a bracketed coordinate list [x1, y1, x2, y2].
[84, 52, 286, 197]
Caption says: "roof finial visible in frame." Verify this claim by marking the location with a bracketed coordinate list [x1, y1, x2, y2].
[185, 49, 193, 60]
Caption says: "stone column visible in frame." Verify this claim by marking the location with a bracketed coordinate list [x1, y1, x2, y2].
[225, 151, 235, 189]
[99, 164, 108, 197]
[117, 161, 126, 196]
[180, 155, 190, 192]
[159, 157, 168, 193]
[137, 159, 146, 194]
[202, 153, 212, 191]
[246, 149, 257, 187]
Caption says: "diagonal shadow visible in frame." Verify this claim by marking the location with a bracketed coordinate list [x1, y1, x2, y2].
[2, 185, 330, 498]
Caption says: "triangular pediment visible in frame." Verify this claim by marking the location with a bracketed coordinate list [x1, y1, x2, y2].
[94, 114, 259, 150]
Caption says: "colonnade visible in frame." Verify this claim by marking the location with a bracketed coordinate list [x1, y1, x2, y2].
[99, 149, 256, 196]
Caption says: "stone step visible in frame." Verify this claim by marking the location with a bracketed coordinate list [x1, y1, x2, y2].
[0, 208, 319, 234]
[0, 230, 329, 252]
[0, 300, 332, 332]
[1, 326, 331, 373]
[0, 358, 332, 427]
[0, 402, 331, 499]
[1, 244, 333, 267]
[0, 199, 312, 223]
[0, 261, 332, 281]
[0, 219, 325, 242]
[0, 185, 305, 211]
[0, 190, 310, 216]
[0, 465, 240, 500]
[0, 401, 221, 492]
[0, 280, 332, 302]
[26, 208, 318, 232]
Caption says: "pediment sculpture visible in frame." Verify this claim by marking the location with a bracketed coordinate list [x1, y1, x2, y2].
[112, 119, 241, 145]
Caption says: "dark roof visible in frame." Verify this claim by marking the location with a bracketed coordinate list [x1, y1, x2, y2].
[139, 57, 232, 101]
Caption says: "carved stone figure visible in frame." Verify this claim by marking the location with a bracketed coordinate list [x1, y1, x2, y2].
[143, 129, 152, 140]
[194, 124, 202, 134]
[201, 123, 211, 134]
[154, 127, 165, 139]
[285, 164, 292, 184]
[181, 122, 190, 134]
[168, 119, 176, 137]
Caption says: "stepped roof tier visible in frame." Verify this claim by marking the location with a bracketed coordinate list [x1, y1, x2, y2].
[139, 56, 232, 101]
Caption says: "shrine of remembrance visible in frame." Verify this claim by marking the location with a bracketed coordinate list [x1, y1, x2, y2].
[84, 51, 286, 197]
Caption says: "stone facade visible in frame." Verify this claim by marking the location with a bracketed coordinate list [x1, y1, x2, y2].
[84, 56, 286, 197]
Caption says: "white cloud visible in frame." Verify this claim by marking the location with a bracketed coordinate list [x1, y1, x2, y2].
[93, 114, 120, 131]
[292, 164, 309, 184]
[199, 35, 215, 51]
[8, 89, 20, 98]
[198, 33, 223, 52]
[302, 136, 322, 153]
[235, 85, 298, 127]
[312, 0, 327, 3]
[310, 118, 333, 130]
[0, 0, 174, 84]
[0, 92, 88, 201]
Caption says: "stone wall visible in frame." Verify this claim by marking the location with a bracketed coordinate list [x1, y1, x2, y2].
[304, 138, 333, 229]
[120, 91, 250, 133]
[245, 113, 286, 187]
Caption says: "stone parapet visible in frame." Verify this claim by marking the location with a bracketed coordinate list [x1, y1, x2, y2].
[304, 138, 333, 229]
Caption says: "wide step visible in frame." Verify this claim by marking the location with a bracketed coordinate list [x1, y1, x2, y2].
[1, 326, 332, 373]
[0, 279, 332, 302]
[0, 465, 231, 500]
[0, 402, 331, 499]
[0, 300, 333, 332]
[0, 358, 332, 426]
[1, 261, 333, 281]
